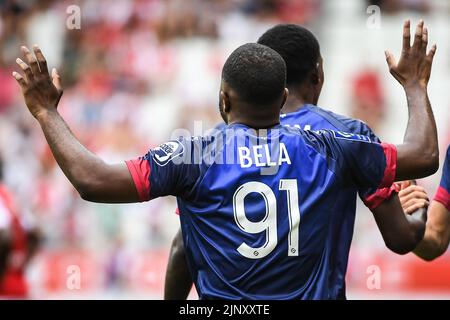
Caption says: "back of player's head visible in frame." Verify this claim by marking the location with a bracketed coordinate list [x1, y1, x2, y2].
[221, 43, 286, 106]
[258, 24, 320, 87]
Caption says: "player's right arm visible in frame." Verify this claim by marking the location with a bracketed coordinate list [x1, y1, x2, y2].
[12, 46, 139, 203]
[385, 20, 438, 180]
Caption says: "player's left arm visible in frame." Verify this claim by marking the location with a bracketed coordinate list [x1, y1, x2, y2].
[356, 122, 425, 254]
[12, 46, 139, 203]
[316, 128, 429, 253]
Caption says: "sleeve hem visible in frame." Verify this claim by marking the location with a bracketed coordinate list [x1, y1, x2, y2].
[380, 143, 397, 188]
[434, 186, 450, 212]
[363, 184, 399, 211]
[125, 159, 151, 202]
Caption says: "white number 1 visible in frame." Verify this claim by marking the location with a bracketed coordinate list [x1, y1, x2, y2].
[233, 179, 300, 259]
[279, 179, 301, 256]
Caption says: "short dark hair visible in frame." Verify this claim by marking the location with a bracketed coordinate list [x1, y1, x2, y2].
[258, 24, 320, 86]
[221, 43, 286, 105]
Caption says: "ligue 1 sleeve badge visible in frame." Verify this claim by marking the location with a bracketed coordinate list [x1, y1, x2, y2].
[153, 141, 185, 166]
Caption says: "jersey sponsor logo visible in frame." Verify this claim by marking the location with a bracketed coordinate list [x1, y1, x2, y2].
[153, 141, 184, 166]
[332, 131, 372, 143]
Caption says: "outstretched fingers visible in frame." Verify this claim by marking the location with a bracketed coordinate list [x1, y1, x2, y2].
[412, 19, 424, 52]
[21, 46, 40, 76]
[385, 50, 397, 71]
[427, 44, 437, 63]
[12, 71, 27, 89]
[402, 20, 411, 53]
[52, 68, 63, 93]
[33, 45, 49, 75]
[16, 58, 33, 83]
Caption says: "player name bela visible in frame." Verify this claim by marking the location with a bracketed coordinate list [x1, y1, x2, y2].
[238, 143, 291, 168]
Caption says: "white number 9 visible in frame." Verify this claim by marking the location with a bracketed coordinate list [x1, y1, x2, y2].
[233, 180, 300, 259]
[233, 181, 278, 259]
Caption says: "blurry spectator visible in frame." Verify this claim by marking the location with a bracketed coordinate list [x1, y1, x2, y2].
[0, 156, 41, 298]
[350, 69, 385, 133]
[368, 0, 431, 13]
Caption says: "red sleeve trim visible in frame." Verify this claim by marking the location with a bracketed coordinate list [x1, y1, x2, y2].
[363, 184, 399, 210]
[380, 143, 397, 188]
[175, 208, 180, 215]
[434, 186, 450, 211]
[125, 159, 151, 202]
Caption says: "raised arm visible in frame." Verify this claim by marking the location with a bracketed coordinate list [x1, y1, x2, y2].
[13, 46, 138, 203]
[385, 20, 438, 180]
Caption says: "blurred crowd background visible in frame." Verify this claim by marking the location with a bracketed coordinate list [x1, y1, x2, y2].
[0, 0, 449, 299]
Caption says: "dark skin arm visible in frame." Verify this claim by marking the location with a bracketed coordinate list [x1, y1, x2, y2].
[386, 20, 439, 181]
[164, 228, 193, 300]
[372, 193, 427, 255]
[368, 20, 439, 254]
[13, 46, 138, 203]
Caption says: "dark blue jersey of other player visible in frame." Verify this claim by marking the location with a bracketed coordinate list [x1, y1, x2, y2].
[279, 104, 398, 298]
[435, 145, 450, 211]
[126, 123, 397, 299]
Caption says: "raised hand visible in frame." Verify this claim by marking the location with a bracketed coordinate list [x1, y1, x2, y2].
[385, 20, 436, 89]
[12, 45, 63, 119]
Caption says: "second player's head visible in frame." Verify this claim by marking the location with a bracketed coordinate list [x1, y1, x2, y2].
[219, 43, 288, 128]
[258, 24, 323, 105]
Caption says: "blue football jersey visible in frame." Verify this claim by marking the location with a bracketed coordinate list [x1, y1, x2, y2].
[280, 104, 398, 298]
[126, 123, 397, 299]
[434, 145, 450, 211]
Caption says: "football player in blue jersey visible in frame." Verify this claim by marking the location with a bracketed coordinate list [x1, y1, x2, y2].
[13, 19, 438, 299]
[164, 20, 439, 299]
[398, 145, 450, 261]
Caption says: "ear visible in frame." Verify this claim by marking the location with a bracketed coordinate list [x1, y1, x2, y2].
[220, 90, 231, 113]
[309, 57, 325, 85]
[311, 65, 320, 85]
[280, 88, 289, 110]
